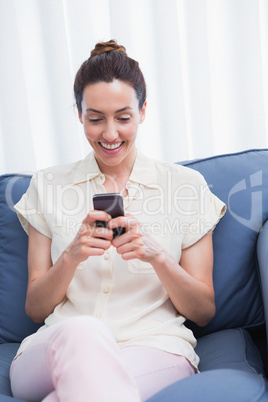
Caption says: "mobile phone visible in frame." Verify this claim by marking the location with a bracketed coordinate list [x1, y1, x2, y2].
[93, 193, 125, 238]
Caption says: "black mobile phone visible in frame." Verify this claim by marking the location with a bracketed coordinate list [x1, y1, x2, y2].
[92, 193, 126, 238]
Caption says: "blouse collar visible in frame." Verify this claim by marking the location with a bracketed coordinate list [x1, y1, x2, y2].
[72, 150, 158, 190]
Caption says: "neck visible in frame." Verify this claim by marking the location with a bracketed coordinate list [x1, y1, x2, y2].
[95, 148, 137, 180]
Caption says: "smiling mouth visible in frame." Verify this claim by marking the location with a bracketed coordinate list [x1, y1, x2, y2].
[100, 142, 124, 150]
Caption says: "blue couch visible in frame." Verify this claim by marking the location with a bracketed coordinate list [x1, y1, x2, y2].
[1, 149, 268, 401]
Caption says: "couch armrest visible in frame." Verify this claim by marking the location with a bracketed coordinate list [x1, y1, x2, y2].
[257, 219, 268, 359]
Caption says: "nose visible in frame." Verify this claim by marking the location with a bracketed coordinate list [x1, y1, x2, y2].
[103, 121, 118, 142]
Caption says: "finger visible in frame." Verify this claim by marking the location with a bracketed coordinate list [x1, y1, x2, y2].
[120, 251, 144, 261]
[81, 223, 113, 239]
[125, 212, 135, 219]
[86, 236, 112, 250]
[79, 222, 113, 240]
[87, 247, 107, 257]
[108, 216, 139, 232]
[112, 226, 142, 248]
[83, 210, 111, 226]
[92, 226, 114, 240]
[116, 237, 143, 255]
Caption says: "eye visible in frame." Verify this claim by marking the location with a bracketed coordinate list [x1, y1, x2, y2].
[88, 118, 102, 123]
[117, 116, 131, 122]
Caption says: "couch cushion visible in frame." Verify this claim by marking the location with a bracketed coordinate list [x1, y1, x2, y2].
[182, 149, 268, 337]
[196, 328, 264, 374]
[0, 175, 41, 343]
[0, 396, 27, 402]
[147, 369, 268, 402]
[0, 343, 19, 397]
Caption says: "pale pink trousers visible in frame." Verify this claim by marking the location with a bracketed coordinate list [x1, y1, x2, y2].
[10, 316, 195, 402]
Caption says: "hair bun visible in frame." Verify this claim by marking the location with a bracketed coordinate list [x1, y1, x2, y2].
[90, 40, 127, 58]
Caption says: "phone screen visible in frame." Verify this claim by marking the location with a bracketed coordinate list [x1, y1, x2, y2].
[93, 193, 125, 238]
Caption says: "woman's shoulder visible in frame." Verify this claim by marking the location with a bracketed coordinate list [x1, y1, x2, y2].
[149, 155, 205, 185]
[33, 153, 95, 186]
[36, 160, 81, 182]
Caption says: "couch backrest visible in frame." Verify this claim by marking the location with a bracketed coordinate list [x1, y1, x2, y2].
[0, 174, 42, 343]
[0, 149, 268, 343]
[182, 149, 268, 337]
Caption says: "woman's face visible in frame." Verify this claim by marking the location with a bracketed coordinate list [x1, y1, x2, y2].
[79, 79, 146, 173]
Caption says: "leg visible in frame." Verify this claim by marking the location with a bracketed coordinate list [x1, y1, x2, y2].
[121, 345, 196, 401]
[10, 316, 141, 402]
[43, 391, 58, 402]
[10, 341, 55, 401]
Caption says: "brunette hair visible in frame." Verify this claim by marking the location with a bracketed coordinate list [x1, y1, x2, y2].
[74, 40, 146, 112]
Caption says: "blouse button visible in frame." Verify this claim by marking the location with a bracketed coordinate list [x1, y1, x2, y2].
[104, 252, 109, 260]
[103, 287, 109, 294]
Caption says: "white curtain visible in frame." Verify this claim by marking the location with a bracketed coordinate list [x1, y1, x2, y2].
[0, 0, 268, 174]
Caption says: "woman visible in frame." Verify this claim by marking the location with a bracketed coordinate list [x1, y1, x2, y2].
[10, 40, 226, 402]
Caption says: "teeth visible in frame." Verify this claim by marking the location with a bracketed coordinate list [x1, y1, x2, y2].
[100, 142, 123, 150]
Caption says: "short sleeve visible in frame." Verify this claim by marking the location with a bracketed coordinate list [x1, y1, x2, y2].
[14, 172, 52, 238]
[181, 172, 226, 249]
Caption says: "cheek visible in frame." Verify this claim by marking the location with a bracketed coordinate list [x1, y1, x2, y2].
[84, 126, 99, 140]
[123, 122, 139, 137]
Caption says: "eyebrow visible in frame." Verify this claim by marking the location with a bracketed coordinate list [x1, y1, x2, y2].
[86, 107, 133, 114]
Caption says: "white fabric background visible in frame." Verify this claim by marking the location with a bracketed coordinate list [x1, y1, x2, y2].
[0, 0, 268, 174]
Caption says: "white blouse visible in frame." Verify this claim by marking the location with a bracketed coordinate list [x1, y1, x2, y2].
[15, 151, 226, 369]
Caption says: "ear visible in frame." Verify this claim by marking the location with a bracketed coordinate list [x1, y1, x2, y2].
[139, 102, 147, 124]
[78, 110, 83, 124]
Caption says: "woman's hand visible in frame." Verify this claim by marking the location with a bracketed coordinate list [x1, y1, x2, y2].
[66, 210, 114, 265]
[110, 214, 215, 327]
[109, 213, 163, 264]
[26, 211, 113, 323]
